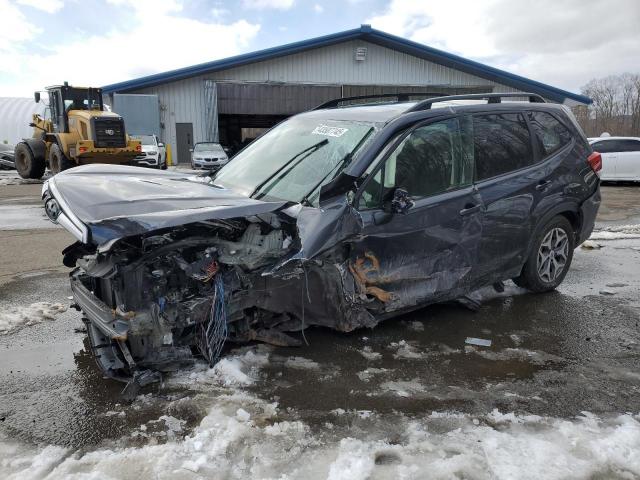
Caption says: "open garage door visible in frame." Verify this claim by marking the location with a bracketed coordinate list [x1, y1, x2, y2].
[215, 82, 341, 152]
[217, 82, 341, 116]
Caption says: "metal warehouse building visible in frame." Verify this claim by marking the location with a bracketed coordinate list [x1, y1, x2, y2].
[102, 25, 591, 164]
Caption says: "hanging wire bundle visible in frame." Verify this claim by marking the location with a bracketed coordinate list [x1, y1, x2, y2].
[197, 273, 228, 367]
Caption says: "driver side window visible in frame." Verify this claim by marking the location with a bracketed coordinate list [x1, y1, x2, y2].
[359, 117, 473, 209]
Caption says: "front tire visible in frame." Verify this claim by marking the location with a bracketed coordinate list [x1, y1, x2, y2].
[514, 216, 574, 292]
[15, 143, 46, 179]
[49, 144, 74, 175]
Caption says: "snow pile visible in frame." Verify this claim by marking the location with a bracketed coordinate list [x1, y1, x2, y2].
[357, 367, 390, 382]
[0, 302, 67, 335]
[3, 409, 640, 479]
[468, 347, 565, 365]
[390, 340, 426, 360]
[590, 224, 640, 240]
[284, 356, 320, 370]
[467, 282, 529, 304]
[357, 345, 382, 361]
[379, 379, 427, 398]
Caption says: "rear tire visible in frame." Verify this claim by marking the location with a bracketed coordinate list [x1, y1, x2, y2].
[14, 143, 46, 179]
[513, 216, 574, 292]
[49, 144, 75, 175]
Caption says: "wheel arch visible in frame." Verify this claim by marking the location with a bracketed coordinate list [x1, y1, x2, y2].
[527, 201, 582, 257]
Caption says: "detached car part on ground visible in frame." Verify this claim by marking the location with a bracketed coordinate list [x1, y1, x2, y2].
[42, 93, 602, 391]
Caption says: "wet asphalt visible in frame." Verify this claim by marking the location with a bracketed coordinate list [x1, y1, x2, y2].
[1, 170, 639, 449]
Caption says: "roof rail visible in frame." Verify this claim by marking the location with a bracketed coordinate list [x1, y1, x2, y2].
[407, 92, 546, 112]
[313, 92, 444, 110]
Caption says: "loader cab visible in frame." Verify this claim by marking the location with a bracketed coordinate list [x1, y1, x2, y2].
[44, 84, 104, 133]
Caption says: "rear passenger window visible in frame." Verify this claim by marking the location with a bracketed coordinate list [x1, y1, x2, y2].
[473, 113, 533, 181]
[618, 140, 640, 152]
[528, 111, 572, 157]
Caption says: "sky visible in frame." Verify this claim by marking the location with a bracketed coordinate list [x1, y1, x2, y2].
[0, 0, 638, 97]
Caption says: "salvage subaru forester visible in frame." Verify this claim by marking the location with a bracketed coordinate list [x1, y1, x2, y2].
[42, 93, 601, 391]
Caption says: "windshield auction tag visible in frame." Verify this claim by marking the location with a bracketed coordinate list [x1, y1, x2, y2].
[312, 125, 348, 137]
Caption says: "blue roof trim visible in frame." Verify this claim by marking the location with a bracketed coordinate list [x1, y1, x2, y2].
[103, 25, 591, 105]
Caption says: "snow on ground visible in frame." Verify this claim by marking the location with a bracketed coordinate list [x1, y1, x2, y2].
[590, 224, 640, 240]
[3, 343, 640, 479]
[1, 347, 640, 478]
[467, 347, 566, 365]
[0, 302, 67, 335]
[466, 282, 529, 304]
[357, 345, 382, 361]
[2, 403, 639, 480]
[284, 356, 321, 370]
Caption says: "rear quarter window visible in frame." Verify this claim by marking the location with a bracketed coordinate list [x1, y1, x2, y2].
[618, 140, 640, 152]
[528, 111, 572, 157]
[592, 140, 622, 153]
[473, 113, 533, 181]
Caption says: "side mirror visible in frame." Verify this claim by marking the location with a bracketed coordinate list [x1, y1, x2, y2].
[34, 92, 40, 103]
[158, 142, 164, 147]
[389, 188, 414, 214]
[189, 148, 193, 152]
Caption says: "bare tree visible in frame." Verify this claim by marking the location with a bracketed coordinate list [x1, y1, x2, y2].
[578, 73, 640, 137]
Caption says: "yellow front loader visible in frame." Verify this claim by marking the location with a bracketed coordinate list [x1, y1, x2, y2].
[14, 83, 141, 179]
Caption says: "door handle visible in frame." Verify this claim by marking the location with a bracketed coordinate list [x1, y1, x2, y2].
[459, 204, 481, 216]
[536, 180, 552, 191]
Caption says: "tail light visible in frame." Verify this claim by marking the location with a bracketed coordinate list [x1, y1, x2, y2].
[79, 146, 87, 153]
[587, 151, 602, 176]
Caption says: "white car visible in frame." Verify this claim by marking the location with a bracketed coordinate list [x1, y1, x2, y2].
[589, 136, 640, 182]
[190, 142, 229, 170]
[131, 134, 167, 169]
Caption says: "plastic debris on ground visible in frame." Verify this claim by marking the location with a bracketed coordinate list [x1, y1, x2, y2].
[465, 337, 492, 347]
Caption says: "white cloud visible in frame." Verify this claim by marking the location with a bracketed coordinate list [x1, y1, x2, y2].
[0, 1, 41, 53]
[211, 7, 229, 19]
[242, 0, 295, 10]
[313, 4, 323, 13]
[0, 0, 260, 96]
[366, 0, 640, 92]
[16, 0, 64, 14]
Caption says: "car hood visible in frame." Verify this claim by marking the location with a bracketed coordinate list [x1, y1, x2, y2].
[47, 164, 288, 246]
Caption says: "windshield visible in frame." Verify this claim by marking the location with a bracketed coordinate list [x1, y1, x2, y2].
[194, 143, 224, 153]
[62, 89, 102, 111]
[214, 115, 376, 205]
[133, 135, 156, 146]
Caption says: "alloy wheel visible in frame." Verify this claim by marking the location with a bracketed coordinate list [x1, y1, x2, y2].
[537, 227, 569, 283]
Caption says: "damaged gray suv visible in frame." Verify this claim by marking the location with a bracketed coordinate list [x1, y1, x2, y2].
[42, 93, 602, 390]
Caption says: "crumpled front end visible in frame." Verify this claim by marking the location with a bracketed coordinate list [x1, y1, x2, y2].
[60, 203, 382, 389]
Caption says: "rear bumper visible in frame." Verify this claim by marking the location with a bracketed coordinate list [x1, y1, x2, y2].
[578, 187, 601, 244]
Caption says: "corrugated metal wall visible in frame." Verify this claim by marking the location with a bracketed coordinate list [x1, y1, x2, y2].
[130, 39, 526, 161]
[112, 94, 161, 136]
[0, 97, 46, 145]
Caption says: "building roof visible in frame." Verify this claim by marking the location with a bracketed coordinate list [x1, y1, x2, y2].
[102, 25, 591, 105]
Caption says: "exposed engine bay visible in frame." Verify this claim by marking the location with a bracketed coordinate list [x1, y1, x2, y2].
[63, 208, 384, 393]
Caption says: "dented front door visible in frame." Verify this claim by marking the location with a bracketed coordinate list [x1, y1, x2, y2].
[349, 117, 482, 312]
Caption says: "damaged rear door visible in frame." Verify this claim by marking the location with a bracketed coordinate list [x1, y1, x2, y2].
[351, 116, 482, 313]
